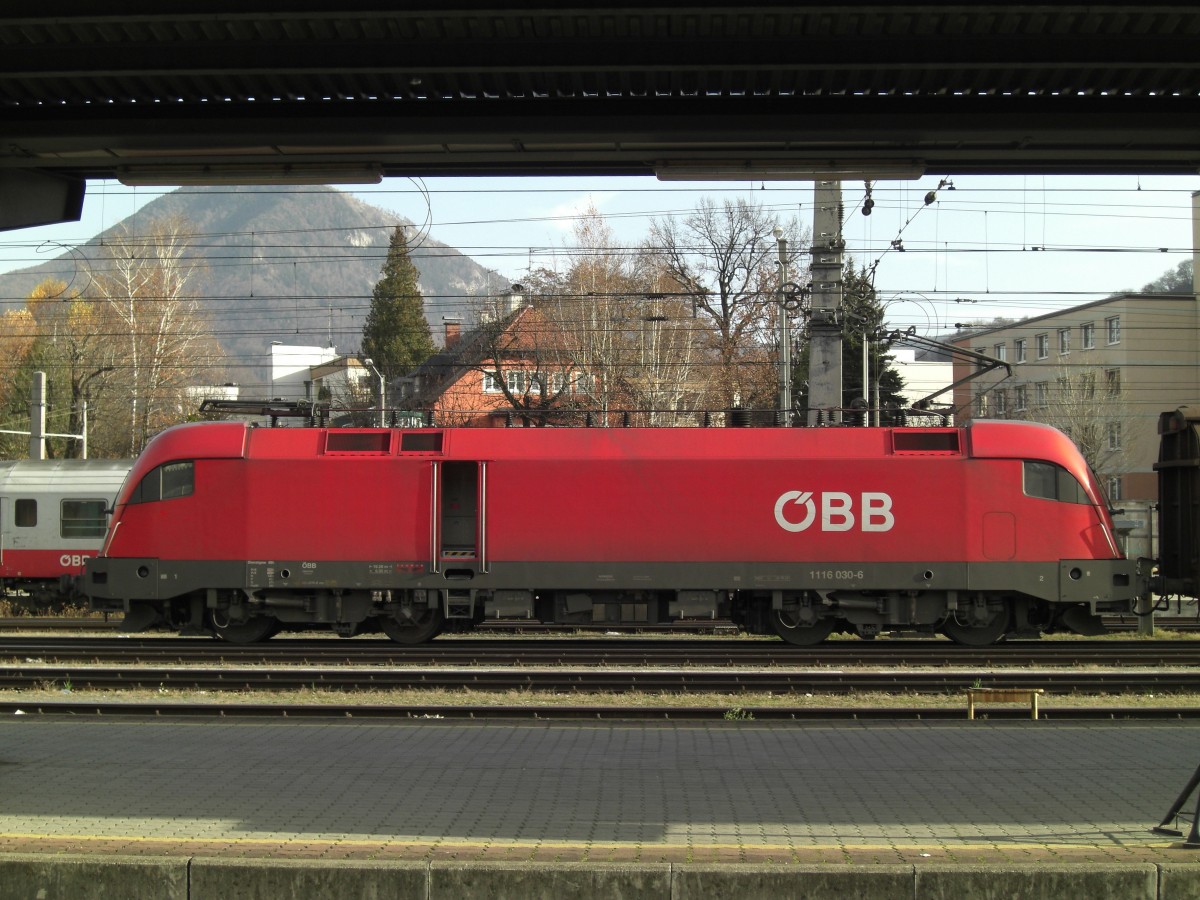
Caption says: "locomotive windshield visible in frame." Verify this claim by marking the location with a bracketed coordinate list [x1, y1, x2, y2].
[1023, 461, 1089, 504]
[128, 461, 194, 504]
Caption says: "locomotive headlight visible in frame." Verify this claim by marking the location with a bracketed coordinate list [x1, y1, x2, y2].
[1069, 567, 1084, 581]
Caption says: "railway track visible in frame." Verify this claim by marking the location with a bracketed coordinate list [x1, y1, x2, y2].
[3, 634, 1197, 720]
[2, 635, 1200, 668]
[2, 663, 1198, 694]
[0, 699, 1193, 721]
[4, 615, 1200, 634]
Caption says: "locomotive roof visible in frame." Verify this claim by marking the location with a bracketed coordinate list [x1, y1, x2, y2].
[138, 419, 1084, 466]
[0, 458, 132, 492]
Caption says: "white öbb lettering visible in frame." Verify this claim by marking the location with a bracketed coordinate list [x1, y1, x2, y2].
[59, 553, 92, 567]
[774, 491, 894, 533]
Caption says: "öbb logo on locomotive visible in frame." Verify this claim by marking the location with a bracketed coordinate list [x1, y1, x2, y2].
[773, 491, 895, 533]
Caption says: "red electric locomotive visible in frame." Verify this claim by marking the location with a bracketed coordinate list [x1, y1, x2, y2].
[1, 459, 131, 612]
[82, 419, 1144, 644]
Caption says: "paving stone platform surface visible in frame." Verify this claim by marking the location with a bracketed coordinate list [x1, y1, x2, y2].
[0, 716, 1197, 865]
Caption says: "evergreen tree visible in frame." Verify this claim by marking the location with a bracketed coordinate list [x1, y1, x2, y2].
[362, 226, 436, 381]
[840, 261, 906, 414]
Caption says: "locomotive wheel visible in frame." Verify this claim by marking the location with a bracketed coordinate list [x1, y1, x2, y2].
[769, 608, 836, 646]
[941, 608, 1009, 646]
[210, 614, 281, 644]
[380, 608, 445, 644]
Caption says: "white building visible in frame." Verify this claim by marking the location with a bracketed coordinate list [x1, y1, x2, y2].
[269, 343, 340, 401]
[891, 347, 953, 410]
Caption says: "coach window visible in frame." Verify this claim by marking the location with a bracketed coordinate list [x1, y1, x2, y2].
[130, 461, 195, 504]
[14, 498, 36, 527]
[1024, 461, 1088, 504]
[61, 500, 108, 538]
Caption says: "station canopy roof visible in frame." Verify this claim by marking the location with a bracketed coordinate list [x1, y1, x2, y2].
[2, 3, 1199, 227]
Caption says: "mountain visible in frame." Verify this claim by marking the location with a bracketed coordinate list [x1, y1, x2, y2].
[0, 186, 505, 389]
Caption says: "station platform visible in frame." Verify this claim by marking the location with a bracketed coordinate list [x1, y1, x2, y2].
[3, 715, 1200, 898]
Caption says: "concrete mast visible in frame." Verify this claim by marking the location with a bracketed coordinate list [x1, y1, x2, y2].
[806, 180, 844, 426]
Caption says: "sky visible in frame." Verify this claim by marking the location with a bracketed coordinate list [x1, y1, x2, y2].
[0, 172, 1196, 339]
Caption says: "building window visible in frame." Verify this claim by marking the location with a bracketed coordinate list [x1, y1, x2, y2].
[1036, 333, 1049, 359]
[993, 343, 1007, 361]
[1058, 328, 1070, 355]
[976, 393, 989, 417]
[1081, 322, 1095, 350]
[1015, 339, 1027, 363]
[1035, 381, 1048, 408]
[1107, 476, 1123, 502]
[1015, 385, 1027, 411]
[1106, 316, 1121, 345]
[482, 372, 502, 393]
[995, 390, 1008, 416]
[1105, 368, 1121, 397]
[1107, 422, 1122, 451]
[506, 370, 527, 394]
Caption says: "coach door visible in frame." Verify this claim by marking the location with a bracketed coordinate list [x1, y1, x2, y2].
[430, 460, 488, 575]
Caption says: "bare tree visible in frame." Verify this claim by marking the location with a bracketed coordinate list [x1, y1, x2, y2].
[1030, 364, 1139, 492]
[532, 208, 643, 419]
[88, 218, 222, 453]
[520, 207, 708, 424]
[646, 198, 806, 410]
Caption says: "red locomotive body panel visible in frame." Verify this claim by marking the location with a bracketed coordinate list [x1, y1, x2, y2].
[85, 420, 1142, 644]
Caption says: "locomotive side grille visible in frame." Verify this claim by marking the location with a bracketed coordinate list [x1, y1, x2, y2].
[891, 430, 961, 455]
[324, 431, 391, 454]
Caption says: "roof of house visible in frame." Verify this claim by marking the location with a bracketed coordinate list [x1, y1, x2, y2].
[397, 305, 552, 406]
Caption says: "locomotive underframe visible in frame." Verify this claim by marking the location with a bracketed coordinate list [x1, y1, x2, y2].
[86, 555, 1143, 642]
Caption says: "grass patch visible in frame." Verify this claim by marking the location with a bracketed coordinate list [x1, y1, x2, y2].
[2, 684, 1199, 710]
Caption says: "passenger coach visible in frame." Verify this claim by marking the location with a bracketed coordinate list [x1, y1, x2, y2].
[1, 458, 130, 611]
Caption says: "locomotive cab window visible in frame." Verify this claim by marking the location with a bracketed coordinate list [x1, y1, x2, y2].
[14, 498, 36, 527]
[130, 461, 194, 504]
[1023, 461, 1088, 504]
[61, 499, 108, 538]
